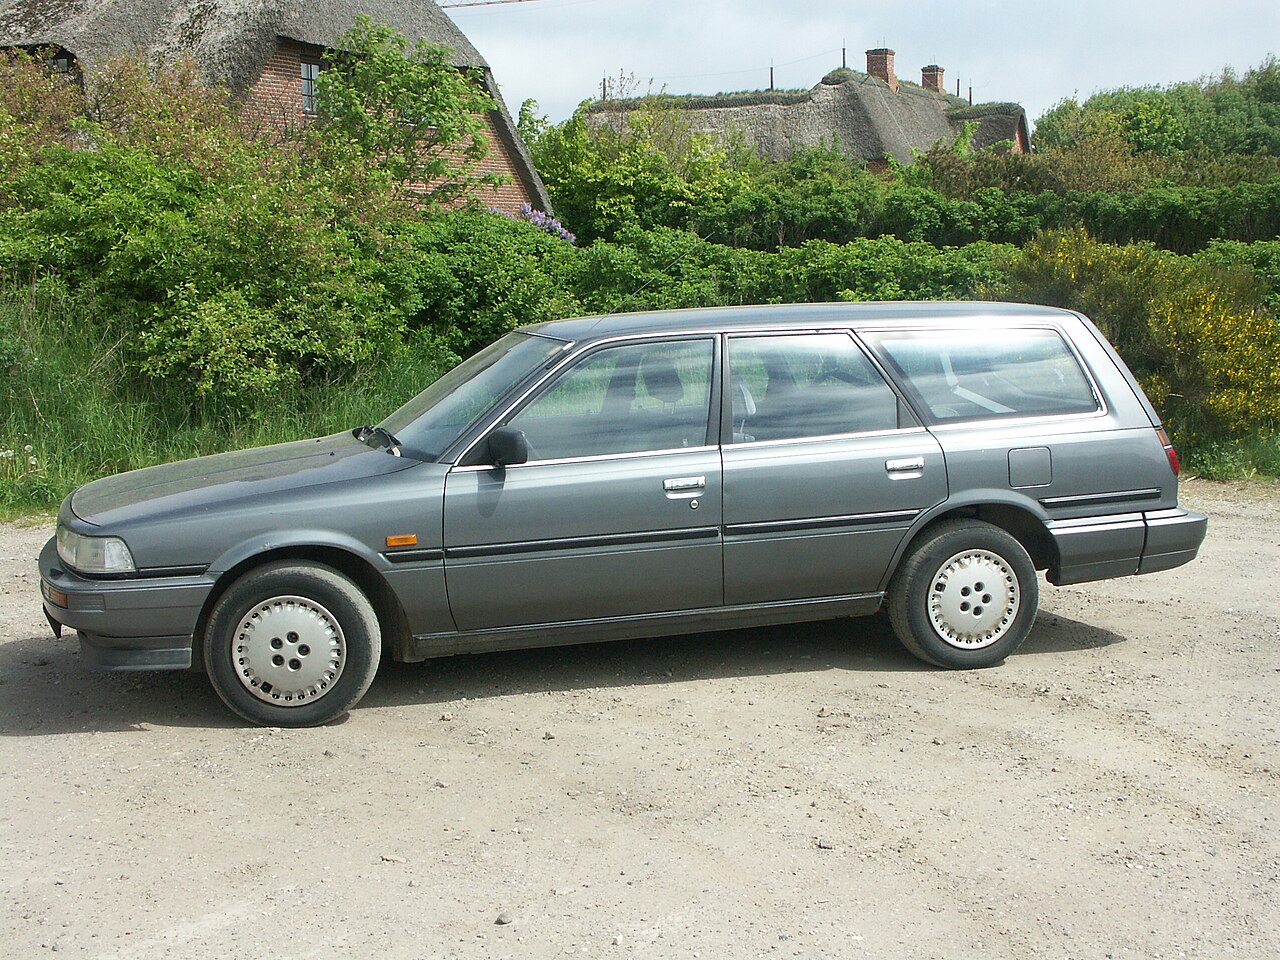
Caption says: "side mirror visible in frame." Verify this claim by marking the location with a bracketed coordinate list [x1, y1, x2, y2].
[487, 426, 528, 468]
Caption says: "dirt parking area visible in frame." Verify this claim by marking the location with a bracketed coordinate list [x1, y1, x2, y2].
[0, 478, 1276, 959]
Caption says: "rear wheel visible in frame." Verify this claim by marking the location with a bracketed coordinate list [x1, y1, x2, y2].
[203, 562, 380, 726]
[888, 520, 1038, 668]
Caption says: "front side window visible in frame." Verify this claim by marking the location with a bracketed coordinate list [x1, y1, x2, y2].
[728, 333, 899, 443]
[865, 328, 1099, 423]
[508, 339, 714, 461]
[300, 60, 320, 114]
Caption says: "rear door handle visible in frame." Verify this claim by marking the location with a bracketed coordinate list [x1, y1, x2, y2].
[663, 476, 706, 492]
[885, 457, 925, 478]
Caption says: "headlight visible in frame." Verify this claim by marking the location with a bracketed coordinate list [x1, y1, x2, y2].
[56, 525, 136, 574]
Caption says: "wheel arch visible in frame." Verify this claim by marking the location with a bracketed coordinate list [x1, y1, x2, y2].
[193, 543, 412, 671]
[882, 491, 1058, 592]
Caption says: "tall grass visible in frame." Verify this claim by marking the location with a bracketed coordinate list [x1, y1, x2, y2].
[1183, 436, 1280, 481]
[0, 284, 445, 518]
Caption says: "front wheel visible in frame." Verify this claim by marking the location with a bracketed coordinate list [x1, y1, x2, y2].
[888, 520, 1038, 669]
[203, 562, 381, 726]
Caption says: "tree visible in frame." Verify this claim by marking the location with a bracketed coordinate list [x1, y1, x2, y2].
[525, 96, 747, 243]
[314, 17, 505, 205]
[0, 49, 85, 183]
[1033, 60, 1280, 161]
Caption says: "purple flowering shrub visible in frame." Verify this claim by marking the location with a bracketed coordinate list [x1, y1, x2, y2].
[488, 204, 576, 244]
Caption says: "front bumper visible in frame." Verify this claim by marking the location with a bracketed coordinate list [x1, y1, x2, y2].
[1047, 507, 1208, 586]
[39, 537, 212, 671]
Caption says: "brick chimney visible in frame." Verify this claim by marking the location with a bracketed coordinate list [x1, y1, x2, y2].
[865, 48, 898, 93]
[921, 64, 945, 94]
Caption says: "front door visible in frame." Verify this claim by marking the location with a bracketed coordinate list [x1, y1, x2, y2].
[443, 337, 722, 632]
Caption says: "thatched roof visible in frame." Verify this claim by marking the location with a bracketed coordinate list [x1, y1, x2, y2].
[948, 103, 1029, 152]
[0, 1, 488, 90]
[0, 0, 551, 210]
[589, 68, 1028, 164]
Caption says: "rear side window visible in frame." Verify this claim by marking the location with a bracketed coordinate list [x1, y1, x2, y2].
[864, 328, 1099, 423]
[728, 333, 900, 442]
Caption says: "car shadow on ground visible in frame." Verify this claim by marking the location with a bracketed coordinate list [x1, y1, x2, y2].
[0, 631, 235, 735]
[0, 610, 1127, 735]
[1017, 609, 1128, 655]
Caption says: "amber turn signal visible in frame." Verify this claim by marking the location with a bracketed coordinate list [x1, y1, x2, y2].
[41, 581, 69, 608]
[385, 534, 418, 548]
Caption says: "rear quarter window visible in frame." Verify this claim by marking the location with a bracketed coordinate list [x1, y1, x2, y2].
[863, 328, 1099, 423]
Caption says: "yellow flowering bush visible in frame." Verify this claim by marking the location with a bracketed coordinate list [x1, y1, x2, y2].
[999, 226, 1280, 440]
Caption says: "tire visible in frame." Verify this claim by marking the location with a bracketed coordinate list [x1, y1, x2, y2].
[203, 561, 381, 727]
[888, 520, 1038, 669]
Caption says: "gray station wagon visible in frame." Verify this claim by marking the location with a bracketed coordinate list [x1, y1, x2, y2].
[39, 302, 1207, 726]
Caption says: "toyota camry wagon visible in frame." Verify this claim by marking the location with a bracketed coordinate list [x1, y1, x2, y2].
[40, 302, 1207, 726]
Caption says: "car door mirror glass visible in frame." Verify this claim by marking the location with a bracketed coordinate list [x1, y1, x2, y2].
[487, 426, 529, 467]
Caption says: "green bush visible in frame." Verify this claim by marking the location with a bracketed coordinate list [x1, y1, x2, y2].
[0, 53, 435, 416]
[570, 226, 774, 313]
[526, 65, 1280, 257]
[686, 146, 881, 250]
[567, 227, 1008, 312]
[405, 210, 581, 356]
[1196, 239, 1280, 310]
[525, 98, 744, 244]
[0, 141, 421, 415]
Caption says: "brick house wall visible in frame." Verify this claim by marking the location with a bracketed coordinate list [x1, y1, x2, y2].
[240, 38, 318, 134]
[240, 37, 539, 213]
[471, 111, 538, 210]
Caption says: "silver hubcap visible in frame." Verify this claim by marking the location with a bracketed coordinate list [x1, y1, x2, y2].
[927, 549, 1020, 650]
[233, 595, 346, 706]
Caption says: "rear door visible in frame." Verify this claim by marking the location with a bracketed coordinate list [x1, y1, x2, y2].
[443, 337, 722, 631]
[721, 332, 947, 605]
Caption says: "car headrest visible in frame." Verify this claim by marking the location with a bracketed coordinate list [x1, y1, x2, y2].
[640, 357, 684, 403]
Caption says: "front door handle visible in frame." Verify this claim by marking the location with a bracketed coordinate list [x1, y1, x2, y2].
[885, 457, 925, 478]
[663, 476, 706, 492]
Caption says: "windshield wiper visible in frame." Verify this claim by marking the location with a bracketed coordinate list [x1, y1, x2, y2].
[353, 425, 402, 456]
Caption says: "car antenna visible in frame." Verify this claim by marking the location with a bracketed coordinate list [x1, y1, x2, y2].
[615, 231, 718, 313]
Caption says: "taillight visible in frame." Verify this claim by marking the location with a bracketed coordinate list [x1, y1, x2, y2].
[1156, 426, 1181, 477]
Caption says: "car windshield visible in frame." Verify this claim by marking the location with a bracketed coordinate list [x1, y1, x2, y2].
[381, 332, 569, 461]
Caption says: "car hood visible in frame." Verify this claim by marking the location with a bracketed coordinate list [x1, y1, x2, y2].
[70, 432, 417, 528]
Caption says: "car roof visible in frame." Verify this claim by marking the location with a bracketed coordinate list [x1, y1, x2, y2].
[522, 301, 1081, 343]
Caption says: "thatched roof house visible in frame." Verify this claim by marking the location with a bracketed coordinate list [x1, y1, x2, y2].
[0, 0, 551, 212]
[590, 49, 1029, 167]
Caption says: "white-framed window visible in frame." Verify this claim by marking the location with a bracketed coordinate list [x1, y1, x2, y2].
[300, 60, 321, 114]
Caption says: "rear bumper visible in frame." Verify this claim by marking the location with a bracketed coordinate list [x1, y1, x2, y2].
[39, 537, 208, 672]
[1047, 507, 1207, 586]
[1139, 507, 1209, 575]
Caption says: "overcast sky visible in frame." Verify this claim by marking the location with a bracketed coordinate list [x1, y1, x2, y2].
[445, 0, 1279, 128]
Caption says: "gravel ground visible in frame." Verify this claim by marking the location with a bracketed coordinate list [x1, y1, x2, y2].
[0, 478, 1276, 959]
